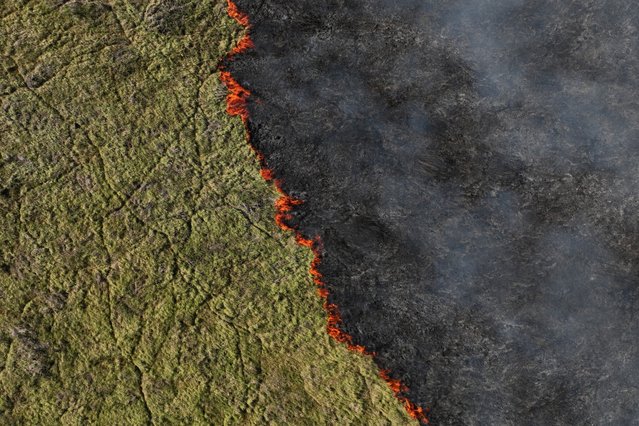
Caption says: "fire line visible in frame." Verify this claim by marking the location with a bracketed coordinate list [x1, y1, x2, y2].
[218, 1, 430, 423]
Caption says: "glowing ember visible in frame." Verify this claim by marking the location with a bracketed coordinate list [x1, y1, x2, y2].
[219, 1, 430, 423]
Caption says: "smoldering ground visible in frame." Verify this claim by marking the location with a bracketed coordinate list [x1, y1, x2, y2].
[228, 0, 639, 424]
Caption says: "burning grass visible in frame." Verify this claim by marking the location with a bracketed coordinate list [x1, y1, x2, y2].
[219, 1, 430, 423]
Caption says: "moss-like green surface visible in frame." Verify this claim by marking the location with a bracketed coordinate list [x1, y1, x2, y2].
[0, 1, 415, 424]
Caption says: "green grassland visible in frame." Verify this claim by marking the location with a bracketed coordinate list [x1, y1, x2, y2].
[0, 0, 415, 424]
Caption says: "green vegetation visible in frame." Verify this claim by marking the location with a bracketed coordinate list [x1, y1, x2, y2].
[0, 0, 415, 424]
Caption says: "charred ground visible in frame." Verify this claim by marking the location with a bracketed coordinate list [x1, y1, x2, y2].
[228, 1, 639, 424]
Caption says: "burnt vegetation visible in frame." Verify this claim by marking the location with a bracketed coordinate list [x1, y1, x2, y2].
[229, 0, 639, 424]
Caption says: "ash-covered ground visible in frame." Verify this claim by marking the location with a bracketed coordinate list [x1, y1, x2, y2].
[228, 1, 639, 424]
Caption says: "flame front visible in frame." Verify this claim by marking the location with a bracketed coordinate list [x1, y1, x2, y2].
[219, 2, 429, 423]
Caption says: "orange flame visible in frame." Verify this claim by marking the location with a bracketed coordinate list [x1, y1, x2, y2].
[226, 0, 250, 27]
[380, 369, 431, 422]
[219, 2, 430, 423]
[219, 70, 250, 123]
[230, 35, 254, 57]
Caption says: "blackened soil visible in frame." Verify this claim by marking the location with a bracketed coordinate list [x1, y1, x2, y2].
[228, 1, 639, 424]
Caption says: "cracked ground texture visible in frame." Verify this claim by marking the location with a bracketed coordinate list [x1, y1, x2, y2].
[0, 0, 415, 424]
